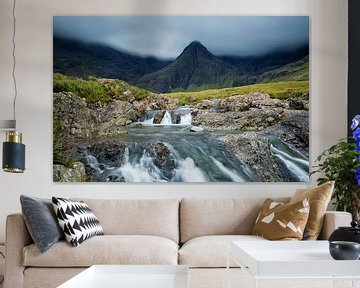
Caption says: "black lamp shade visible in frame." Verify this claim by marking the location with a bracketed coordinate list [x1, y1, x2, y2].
[2, 141, 25, 173]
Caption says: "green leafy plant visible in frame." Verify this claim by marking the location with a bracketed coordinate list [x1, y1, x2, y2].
[311, 139, 360, 221]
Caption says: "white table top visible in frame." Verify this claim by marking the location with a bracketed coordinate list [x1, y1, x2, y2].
[58, 265, 189, 288]
[231, 241, 360, 278]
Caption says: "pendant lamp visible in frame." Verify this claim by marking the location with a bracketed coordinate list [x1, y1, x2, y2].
[1, 0, 26, 173]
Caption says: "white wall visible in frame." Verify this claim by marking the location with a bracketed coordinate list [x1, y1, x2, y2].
[0, 0, 348, 242]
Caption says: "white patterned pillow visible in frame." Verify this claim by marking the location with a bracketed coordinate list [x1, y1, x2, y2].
[52, 197, 104, 246]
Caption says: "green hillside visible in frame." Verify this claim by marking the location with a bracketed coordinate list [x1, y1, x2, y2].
[53, 73, 152, 103]
[167, 81, 309, 105]
[256, 56, 309, 83]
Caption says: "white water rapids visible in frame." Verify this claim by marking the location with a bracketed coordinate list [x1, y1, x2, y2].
[83, 109, 309, 182]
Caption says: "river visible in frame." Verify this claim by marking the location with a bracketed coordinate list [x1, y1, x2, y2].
[84, 109, 309, 182]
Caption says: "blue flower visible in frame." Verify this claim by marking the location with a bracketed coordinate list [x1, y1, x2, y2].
[353, 128, 360, 142]
[356, 167, 360, 186]
[352, 115, 360, 130]
[357, 142, 360, 152]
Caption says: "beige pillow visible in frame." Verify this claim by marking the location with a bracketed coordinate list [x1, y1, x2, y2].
[252, 198, 310, 240]
[289, 181, 334, 240]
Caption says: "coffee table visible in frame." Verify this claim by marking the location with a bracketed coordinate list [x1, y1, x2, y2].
[228, 241, 360, 288]
[58, 265, 189, 288]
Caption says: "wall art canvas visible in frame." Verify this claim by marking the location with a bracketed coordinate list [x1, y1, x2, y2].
[53, 16, 309, 183]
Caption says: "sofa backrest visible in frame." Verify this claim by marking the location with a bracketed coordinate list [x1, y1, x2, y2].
[73, 198, 180, 243]
[180, 198, 289, 243]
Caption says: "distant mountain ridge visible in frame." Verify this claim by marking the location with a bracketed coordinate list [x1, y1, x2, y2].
[136, 41, 243, 92]
[53, 37, 171, 82]
[53, 37, 309, 93]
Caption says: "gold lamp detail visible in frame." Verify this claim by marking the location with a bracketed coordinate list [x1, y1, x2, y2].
[1, 0, 26, 173]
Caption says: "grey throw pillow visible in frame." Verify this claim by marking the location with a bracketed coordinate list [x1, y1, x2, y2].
[20, 195, 64, 253]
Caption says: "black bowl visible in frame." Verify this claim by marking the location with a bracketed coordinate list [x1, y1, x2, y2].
[329, 241, 360, 260]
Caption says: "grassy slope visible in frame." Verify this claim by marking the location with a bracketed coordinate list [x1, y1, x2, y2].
[167, 80, 309, 105]
[256, 57, 309, 83]
[53, 73, 153, 103]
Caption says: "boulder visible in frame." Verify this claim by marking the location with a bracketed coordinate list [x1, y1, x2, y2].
[190, 126, 204, 132]
[193, 108, 285, 132]
[53, 162, 86, 182]
[85, 141, 127, 167]
[153, 111, 165, 124]
[146, 141, 175, 181]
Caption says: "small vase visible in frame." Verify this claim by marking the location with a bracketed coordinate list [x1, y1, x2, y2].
[329, 241, 360, 260]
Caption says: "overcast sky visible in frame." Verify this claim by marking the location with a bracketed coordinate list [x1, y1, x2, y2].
[53, 16, 309, 59]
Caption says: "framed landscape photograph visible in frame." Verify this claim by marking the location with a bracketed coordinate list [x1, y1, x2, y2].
[53, 16, 309, 183]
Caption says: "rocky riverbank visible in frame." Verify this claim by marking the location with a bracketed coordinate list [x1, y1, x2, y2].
[53, 83, 309, 182]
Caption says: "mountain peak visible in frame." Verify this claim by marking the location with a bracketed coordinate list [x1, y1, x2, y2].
[188, 40, 205, 48]
[177, 41, 213, 60]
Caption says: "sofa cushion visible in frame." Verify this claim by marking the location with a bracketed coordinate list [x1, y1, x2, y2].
[52, 197, 104, 247]
[179, 235, 267, 268]
[180, 198, 288, 243]
[290, 181, 334, 240]
[252, 198, 310, 240]
[72, 199, 179, 243]
[20, 195, 64, 253]
[23, 235, 178, 267]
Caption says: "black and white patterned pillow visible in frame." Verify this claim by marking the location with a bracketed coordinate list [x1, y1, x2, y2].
[52, 197, 104, 247]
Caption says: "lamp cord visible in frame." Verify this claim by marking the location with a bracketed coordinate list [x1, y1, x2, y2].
[11, 0, 17, 129]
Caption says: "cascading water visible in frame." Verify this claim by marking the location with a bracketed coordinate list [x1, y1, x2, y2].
[83, 112, 309, 182]
[270, 144, 309, 182]
[139, 108, 192, 126]
[83, 128, 258, 182]
[160, 111, 172, 125]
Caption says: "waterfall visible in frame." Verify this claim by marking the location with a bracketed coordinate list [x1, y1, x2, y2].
[270, 144, 309, 182]
[210, 156, 245, 182]
[174, 157, 208, 182]
[143, 117, 155, 124]
[160, 111, 172, 125]
[138, 108, 192, 126]
[180, 112, 192, 125]
[119, 148, 165, 182]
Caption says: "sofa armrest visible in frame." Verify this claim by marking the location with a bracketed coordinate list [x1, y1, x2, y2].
[4, 214, 33, 288]
[318, 211, 352, 240]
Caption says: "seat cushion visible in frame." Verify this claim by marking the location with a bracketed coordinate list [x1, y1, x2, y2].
[72, 198, 179, 243]
[23, 235, 178, 267]
[180, 198, 288, 243]
[179, 235, 267, 268]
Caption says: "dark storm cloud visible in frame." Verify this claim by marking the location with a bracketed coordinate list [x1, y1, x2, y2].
[53, 16, 309, 59]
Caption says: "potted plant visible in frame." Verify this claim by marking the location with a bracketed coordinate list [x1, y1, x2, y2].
[311, 115, 360, 222]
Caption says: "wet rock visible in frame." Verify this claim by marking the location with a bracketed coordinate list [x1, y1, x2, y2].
[218, 133, 290, 182]
[196, 93, 288, 112]
[53, 162, 86, 182]
[153, 111, 165, 124]
[276, 110, 309, 156]
[193, 108, 285, 131]
[85, 141, 127, 166]
[146, 141, 175, 181]
[149, 95, 180, 110]
[288, 93, 309, 111]
[190, 126, 204, 132]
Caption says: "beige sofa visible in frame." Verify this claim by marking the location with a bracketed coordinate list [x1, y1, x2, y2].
[4, 198, 352, 288]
